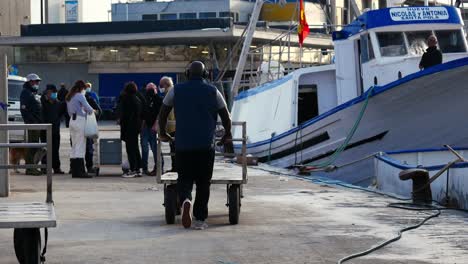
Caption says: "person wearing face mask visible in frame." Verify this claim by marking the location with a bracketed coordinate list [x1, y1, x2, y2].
[140, 82, 163, 176]
[41, 84, 66, 174]
[66, 80, 95, 178]
[84, 83, 102, 174]
[85, 82, 100, 105]
[20, 73, 43, 175]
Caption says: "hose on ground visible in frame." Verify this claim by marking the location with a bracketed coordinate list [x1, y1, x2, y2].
[337, 203, 441, 264]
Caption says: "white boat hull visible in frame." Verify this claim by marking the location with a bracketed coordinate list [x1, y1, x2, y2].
[235, 58, 468, 185]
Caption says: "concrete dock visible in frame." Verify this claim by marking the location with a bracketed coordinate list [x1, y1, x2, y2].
[0, 128, 467, 264]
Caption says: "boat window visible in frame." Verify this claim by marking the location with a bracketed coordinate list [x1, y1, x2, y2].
[435, 30, 467, 53]
[406, 31, 431, 55]
[360, 34, 375, 63]
[376, 32, 407, 57]
[298, 85, 318, 125]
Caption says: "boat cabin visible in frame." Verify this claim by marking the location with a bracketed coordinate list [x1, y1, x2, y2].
[232, 6, 468, 145]
[333, 6, 468, 101]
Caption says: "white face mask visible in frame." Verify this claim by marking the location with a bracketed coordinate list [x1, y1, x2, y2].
[160, 88, 166, 93]
[81, 90, 86, 95]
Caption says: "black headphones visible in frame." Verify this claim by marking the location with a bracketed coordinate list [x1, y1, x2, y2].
[185, 61, 209, 79]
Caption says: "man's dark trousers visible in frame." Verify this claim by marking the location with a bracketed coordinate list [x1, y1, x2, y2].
[40, 128, 61, 171]
[85, 138, 94, 169]
[176, 148, 215, 221]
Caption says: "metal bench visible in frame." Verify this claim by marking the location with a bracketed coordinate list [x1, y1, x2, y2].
[0, 124, 56, 264]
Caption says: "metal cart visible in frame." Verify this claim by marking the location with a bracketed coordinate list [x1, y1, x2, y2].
[156, 121, 247, 225]
[0, 124, 56, 264]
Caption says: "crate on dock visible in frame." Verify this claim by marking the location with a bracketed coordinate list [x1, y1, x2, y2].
[99, 138, 122, 165]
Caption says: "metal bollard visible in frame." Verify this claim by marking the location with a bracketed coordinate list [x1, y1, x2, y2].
[399, 168, 432, 204]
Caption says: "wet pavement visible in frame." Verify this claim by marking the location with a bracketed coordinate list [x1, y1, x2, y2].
[0, 126, 467, 264]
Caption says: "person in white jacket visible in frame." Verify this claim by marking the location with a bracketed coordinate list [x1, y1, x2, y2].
[65, 80, 94, 178]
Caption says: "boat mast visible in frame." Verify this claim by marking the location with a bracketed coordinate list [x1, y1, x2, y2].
[231, 0, 265, 98]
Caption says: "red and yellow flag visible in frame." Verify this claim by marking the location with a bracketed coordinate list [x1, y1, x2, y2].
[297, 0, 310, 47]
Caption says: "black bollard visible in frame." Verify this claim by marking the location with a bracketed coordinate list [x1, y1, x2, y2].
[399, 169, 432, 204]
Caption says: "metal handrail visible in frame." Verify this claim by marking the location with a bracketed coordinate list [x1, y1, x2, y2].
[156, 121, 248, 184]
[0, 124, 53, 203]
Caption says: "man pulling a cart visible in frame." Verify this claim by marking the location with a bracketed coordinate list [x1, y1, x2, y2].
[158, 61, 232, 230]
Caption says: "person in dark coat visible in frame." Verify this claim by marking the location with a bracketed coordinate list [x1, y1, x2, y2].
[84, 89, 102, 173]
[20, 73, 43, 175]
[140, 82, 163, 176]
[41, 84, 66, 174]
[57, 83, 70, 128]
[158, 61, 232, 230]
[419, 35, 443, 70]
[119, 82, 143, 178]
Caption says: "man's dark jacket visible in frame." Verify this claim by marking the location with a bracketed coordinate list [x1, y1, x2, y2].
[20, 82, 42, 124]
[119, 93, 143, 142]
[141, 89, 162, 127]
[419, 46, 442, 70]
[85, 93, 102, 120]
[57, 86, 68, 102]
[41, 95, 66, 134]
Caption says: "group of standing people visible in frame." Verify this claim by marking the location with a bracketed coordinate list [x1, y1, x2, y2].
[118, 76, 175, 178]
[20, 61, 233, 230]
[20, 74, 101, 178]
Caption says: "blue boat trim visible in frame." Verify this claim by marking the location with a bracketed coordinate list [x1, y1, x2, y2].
[235, 74, 293, 101]
[386, 147, 468, 155]
[375, 153, 468, 171]
[234, 56, 468, 150]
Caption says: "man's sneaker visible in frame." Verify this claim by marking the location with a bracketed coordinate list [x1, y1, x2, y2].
[134, 170, 143, 177]
[193, 220, 208, 230]
[122, 171, 136, 178]
[181, 199, 192, 229]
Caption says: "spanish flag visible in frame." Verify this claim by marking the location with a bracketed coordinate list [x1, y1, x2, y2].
[298, 0, 309, 47]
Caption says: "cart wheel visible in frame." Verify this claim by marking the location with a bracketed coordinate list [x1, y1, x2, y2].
[14, 228, 41, 264]
[229, 184, 241, 225]
[164, 185, 177, 224]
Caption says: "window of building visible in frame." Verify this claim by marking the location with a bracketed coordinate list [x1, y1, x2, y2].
[199, 12, 217, 19]
[91, 46, 118, 62]
[160, 13, 177, 20]
[142, 14, 158, 20]
[219, 12, 231, 18]
[140, 46, 164, 61]
[435, 30, 467, 53]
[115, 46, 140, 62]
[165, 45, 188, 61]
[65, 46, 90, 62]
[42, 47, 65, 62]
[406, 31, 431, 55]
[14, 47, 41, 63]
[377, 32, 407, 57]
[180, 13, 197, 19]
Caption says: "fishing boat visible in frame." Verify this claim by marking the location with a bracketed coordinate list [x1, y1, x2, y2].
[232, 6, 468, 185]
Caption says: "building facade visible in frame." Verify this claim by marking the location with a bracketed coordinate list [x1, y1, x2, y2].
[112, 0, 328, 29]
